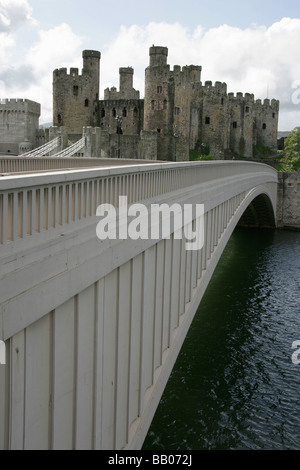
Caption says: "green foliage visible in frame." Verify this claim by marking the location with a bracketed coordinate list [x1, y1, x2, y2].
[274, 162, 288, 172]
[280, 127, 300, 171]
[189, 150, 214, 161]
[239, 137, 246, 156]
[253, 145, 273, 158]
[193, 142, 211, 155]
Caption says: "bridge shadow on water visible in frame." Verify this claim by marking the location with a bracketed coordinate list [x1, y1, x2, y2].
[143, 226, 300, 450]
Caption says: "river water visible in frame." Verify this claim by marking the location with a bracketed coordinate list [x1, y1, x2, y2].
[143, 227, 300, 450]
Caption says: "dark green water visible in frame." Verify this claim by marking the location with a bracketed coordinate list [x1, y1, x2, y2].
[143, 227, 300, 450]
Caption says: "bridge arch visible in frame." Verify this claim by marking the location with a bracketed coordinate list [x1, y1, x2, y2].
[238, 193, 276, 228]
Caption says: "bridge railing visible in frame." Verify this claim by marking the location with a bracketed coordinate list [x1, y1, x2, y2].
[0, 161, 278, 249]
[20, 136, 61, 158]
[0, 156, 158, 174]
[50, 136, 86, 158]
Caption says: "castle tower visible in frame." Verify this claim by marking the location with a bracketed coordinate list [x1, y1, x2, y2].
[0, 99, 40, 155]
[228, 92, 255, 158]
[144, 46, 175, 160]
[195, 81, 229, 159]
[119, 67, 134, 98]
[149, 46, 168, 67]
[100, 66, 142, 137]
[173, 65, 202, 160]
[53, 50, 100, 134]
[253, 98, 279, 151]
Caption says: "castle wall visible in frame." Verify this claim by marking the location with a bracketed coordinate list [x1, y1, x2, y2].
[139, 131, 158, 160]
[81, 126, 157, 160]
[99, 99, 144, 136]
[0, 99, 40, 155]
[277, 172, 300, 227]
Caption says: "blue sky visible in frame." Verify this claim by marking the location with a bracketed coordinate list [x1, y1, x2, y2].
[1, 0, 300, 130]
[27, 0, 300, 38]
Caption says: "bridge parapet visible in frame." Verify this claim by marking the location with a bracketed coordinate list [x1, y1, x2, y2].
[0, 161, 278, 250]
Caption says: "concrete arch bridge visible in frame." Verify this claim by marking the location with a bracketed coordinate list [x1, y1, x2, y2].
[0, 160, 278, 450]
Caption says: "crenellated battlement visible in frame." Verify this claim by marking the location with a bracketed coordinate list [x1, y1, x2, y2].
[53, 67, 83, 79]
[1, 98, 36, 105]
[70, 68, 79, 76]
[254, 98, 280, 110]
[149, 46, 168, 67]
[53, 50, 100, 82]
[0, 98, 41, 115]
[202, 81, 228, 94]
[171, 64, 202, 85]
[53, 67, 68, 77]
[228, 92, 255, 102]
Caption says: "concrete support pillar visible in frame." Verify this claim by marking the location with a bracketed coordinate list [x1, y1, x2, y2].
[82, 127, 104, 158]
[49, 126, 68, 154]
[93, 127, 102, 158]
[83, 126, 93, 158]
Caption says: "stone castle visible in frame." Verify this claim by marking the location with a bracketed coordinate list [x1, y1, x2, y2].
[52, 46, 279, 161]
[0, 46, 279, 160]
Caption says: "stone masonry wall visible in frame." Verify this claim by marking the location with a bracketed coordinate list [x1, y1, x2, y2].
[99, 99, 144, 136]
[277, 172, 300, 227]
[51, 45, 279, 162]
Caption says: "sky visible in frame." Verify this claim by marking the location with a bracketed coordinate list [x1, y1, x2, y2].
[1, 0, 300, 131]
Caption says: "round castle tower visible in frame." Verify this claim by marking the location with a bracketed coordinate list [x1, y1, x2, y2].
[53, 50, 100, 134]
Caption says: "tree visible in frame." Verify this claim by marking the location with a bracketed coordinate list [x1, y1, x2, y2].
[282, 127, 300, 171]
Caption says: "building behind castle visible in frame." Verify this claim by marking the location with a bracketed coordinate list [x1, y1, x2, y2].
[0, 46, 279, 160]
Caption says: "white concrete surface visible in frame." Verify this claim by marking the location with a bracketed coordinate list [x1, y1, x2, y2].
[0, 161, 278, 449]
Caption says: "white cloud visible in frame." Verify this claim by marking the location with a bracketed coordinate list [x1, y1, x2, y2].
[0, 0, 35, 32]
[24, 23, 85, 121]
[26, 23, 85, 75]
[0, 32, 15, 69]
[0, 22, 85, 122]
[0, 0, 32, 73]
